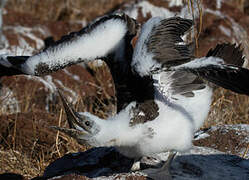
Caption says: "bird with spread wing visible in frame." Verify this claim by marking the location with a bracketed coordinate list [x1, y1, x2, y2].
[1, 14, 249, 179]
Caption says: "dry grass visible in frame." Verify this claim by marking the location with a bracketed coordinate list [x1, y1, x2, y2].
[0, 149, 41, 178]
[205, 88, 249, 127]
[0, 107, 90, 177]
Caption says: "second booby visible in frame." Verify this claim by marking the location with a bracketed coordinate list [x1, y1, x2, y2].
[1, 14, 249, 178]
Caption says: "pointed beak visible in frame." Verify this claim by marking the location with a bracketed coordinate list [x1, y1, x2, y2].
[57, 89, 78, 129]
[53, 89, 99, 145]
[57, 89, 92, 134]
[50, 126, 82, 140]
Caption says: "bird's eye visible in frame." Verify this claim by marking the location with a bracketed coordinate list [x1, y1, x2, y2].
[85, 121, 90, 126]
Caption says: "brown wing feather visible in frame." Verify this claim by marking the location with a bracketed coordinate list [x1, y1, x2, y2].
[129, 100, 159, 126]
[170, 72, 206, 96]
[158, 71, 205, 98]
[147, 17, 194, 67]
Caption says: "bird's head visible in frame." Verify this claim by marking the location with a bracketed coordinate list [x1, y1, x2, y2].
[51, 90, 101, 145]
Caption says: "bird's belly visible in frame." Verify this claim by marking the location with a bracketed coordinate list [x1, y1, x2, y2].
[113, 107, 193, 158]
[116, 86, 213, 158]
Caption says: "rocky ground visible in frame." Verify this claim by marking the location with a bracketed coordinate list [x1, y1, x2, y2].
[0, 0, 249, 179]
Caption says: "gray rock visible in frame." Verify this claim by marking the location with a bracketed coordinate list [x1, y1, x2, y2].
[194, 124, 249, 158]
[42, 146, 249, 180]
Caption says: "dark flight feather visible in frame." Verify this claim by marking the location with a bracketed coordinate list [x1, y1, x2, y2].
[180, 43, 249, 96]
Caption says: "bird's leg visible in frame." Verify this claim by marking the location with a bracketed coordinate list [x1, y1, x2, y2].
[143, 151, 177, 180]
[161, 151, 177, 174]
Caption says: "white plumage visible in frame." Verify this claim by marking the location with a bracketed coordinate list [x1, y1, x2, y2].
[70, 84, 212, 158]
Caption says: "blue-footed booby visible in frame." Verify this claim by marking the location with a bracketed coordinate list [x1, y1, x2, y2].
[1, 14, 249, 178]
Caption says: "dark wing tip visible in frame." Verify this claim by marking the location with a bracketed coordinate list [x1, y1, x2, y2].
[0, 56, 29, 77]
[188, 64, 249, 96]
[206, 43, 245, 67]
[179, 42, 249, 96]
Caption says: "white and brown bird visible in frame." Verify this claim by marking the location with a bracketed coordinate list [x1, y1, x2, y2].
[1, 14, 249, 178]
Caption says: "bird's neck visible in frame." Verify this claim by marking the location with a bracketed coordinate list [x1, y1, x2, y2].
[104, 34, 155, 112]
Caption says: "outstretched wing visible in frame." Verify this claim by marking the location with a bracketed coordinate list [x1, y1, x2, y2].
[0, 14, 138, 77]
[131, 16, 204, 99]
[153, 43, 249, 100]
[132, 15, 249, 98]
[148, 17, 205, 98]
